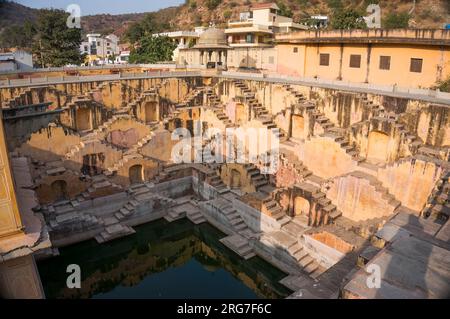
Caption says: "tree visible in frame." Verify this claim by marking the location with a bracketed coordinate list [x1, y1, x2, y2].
[277, 2, 293, 18]
[124, 13, 170, 44]
[206, 0, 221, 10]
[383, 12, 410, 29]
[331, 9, 367, 29]
[32, 9, 83, 67]
[0, 20, 35, 49]
[129, 35, 176, 64]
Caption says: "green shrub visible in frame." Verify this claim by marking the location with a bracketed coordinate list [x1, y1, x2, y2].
[383, 12, 410, 29]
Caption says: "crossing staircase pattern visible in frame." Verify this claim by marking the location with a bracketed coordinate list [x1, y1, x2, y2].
[232, 80, 287, 141]
[204, 87, 234, 128]
[176, 87, 204, 108]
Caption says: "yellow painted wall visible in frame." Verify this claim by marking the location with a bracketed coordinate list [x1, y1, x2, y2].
[276, 42, 450, 88]
[0, 114, 23, 237]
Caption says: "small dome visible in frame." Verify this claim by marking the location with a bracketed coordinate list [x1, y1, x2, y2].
[195, 27, 229, 49]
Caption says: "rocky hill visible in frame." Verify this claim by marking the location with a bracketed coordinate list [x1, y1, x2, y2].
[172, 0, 449, 30]
[0, 0, 449, 40]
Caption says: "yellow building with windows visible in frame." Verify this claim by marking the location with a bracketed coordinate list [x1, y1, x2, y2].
[275, 29, 450, 89]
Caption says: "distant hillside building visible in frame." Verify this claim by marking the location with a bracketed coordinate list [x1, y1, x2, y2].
[153, 27, 206, 62]
[0, 51, 33, 72]
[80, 34, 120, 65]
[225, 2, 307, 48]
[178, 3, 307, 71]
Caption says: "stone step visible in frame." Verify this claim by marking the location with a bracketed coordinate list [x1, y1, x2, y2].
[299, 255, 314, 267]
[304, 261, 319, 275]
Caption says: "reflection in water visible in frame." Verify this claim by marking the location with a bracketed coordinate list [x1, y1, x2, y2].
[38, 219, 292, 299]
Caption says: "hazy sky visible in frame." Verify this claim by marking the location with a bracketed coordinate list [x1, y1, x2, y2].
[14, 0, 185, 15]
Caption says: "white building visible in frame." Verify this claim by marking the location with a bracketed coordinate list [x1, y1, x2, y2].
[115, 51, 130, 64]
[80, 33, 120, 64]
[225, 2, 307, 48]
[0, 51, 33, 72]
[309, 15, 329, 29]
[153, 27, 206, 61]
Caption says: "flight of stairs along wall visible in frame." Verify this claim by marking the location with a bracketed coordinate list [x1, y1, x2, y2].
[6, 88, 33, 108]
[360, 96, 384, 118]
[126, 182, 175, 211]
[282, 84, 307, 104]
[95, 216, 136, 244]
[280, 148, 313, 179]
[81, 114, 131, 142]
[83, 175, 123, 198]
[220, 234, 256, 260]
[297, 181, 341, 226]
[391, 114, 424, 153]
[201, 161, 229, 193]
[259, 231, 321, 278]
[243, 163, 269, 190]
[124, 131, 155, 156]
[34, 163, 85, 186]
[205, 199, 254, 237]
[422, 169, 450, 221]
[44, 200, 100, 233]
[120, 93, 146, 115]
[262, 196, 291, 226]
[233, 80, 270, 117]
[177, 88, 204, 108]
[205, 87, 234, 128]
[287, 241, 322, 278]
[232, 81, 287, 140]
[186, 208, 207, 224]
[323, 130, 365, 163]
[104, 153, 144, 176]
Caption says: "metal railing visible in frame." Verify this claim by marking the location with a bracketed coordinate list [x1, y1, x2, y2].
[219, 71, 450, 104]
[1, 68, 448, 105]
[0, 70, 202, 87]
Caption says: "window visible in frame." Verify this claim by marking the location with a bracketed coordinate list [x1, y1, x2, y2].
[268, 56, 274, 64]
[320, 53, 330, 66]
[379, 56, 391, 70]
[410, 58, 423, 73]
[245, 34, 254, 43]
[349, 54, 361, 68]
[293, 47, 298, 53]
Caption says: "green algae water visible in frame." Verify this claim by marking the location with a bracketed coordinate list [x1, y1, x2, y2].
[37, 219, 292, 299]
